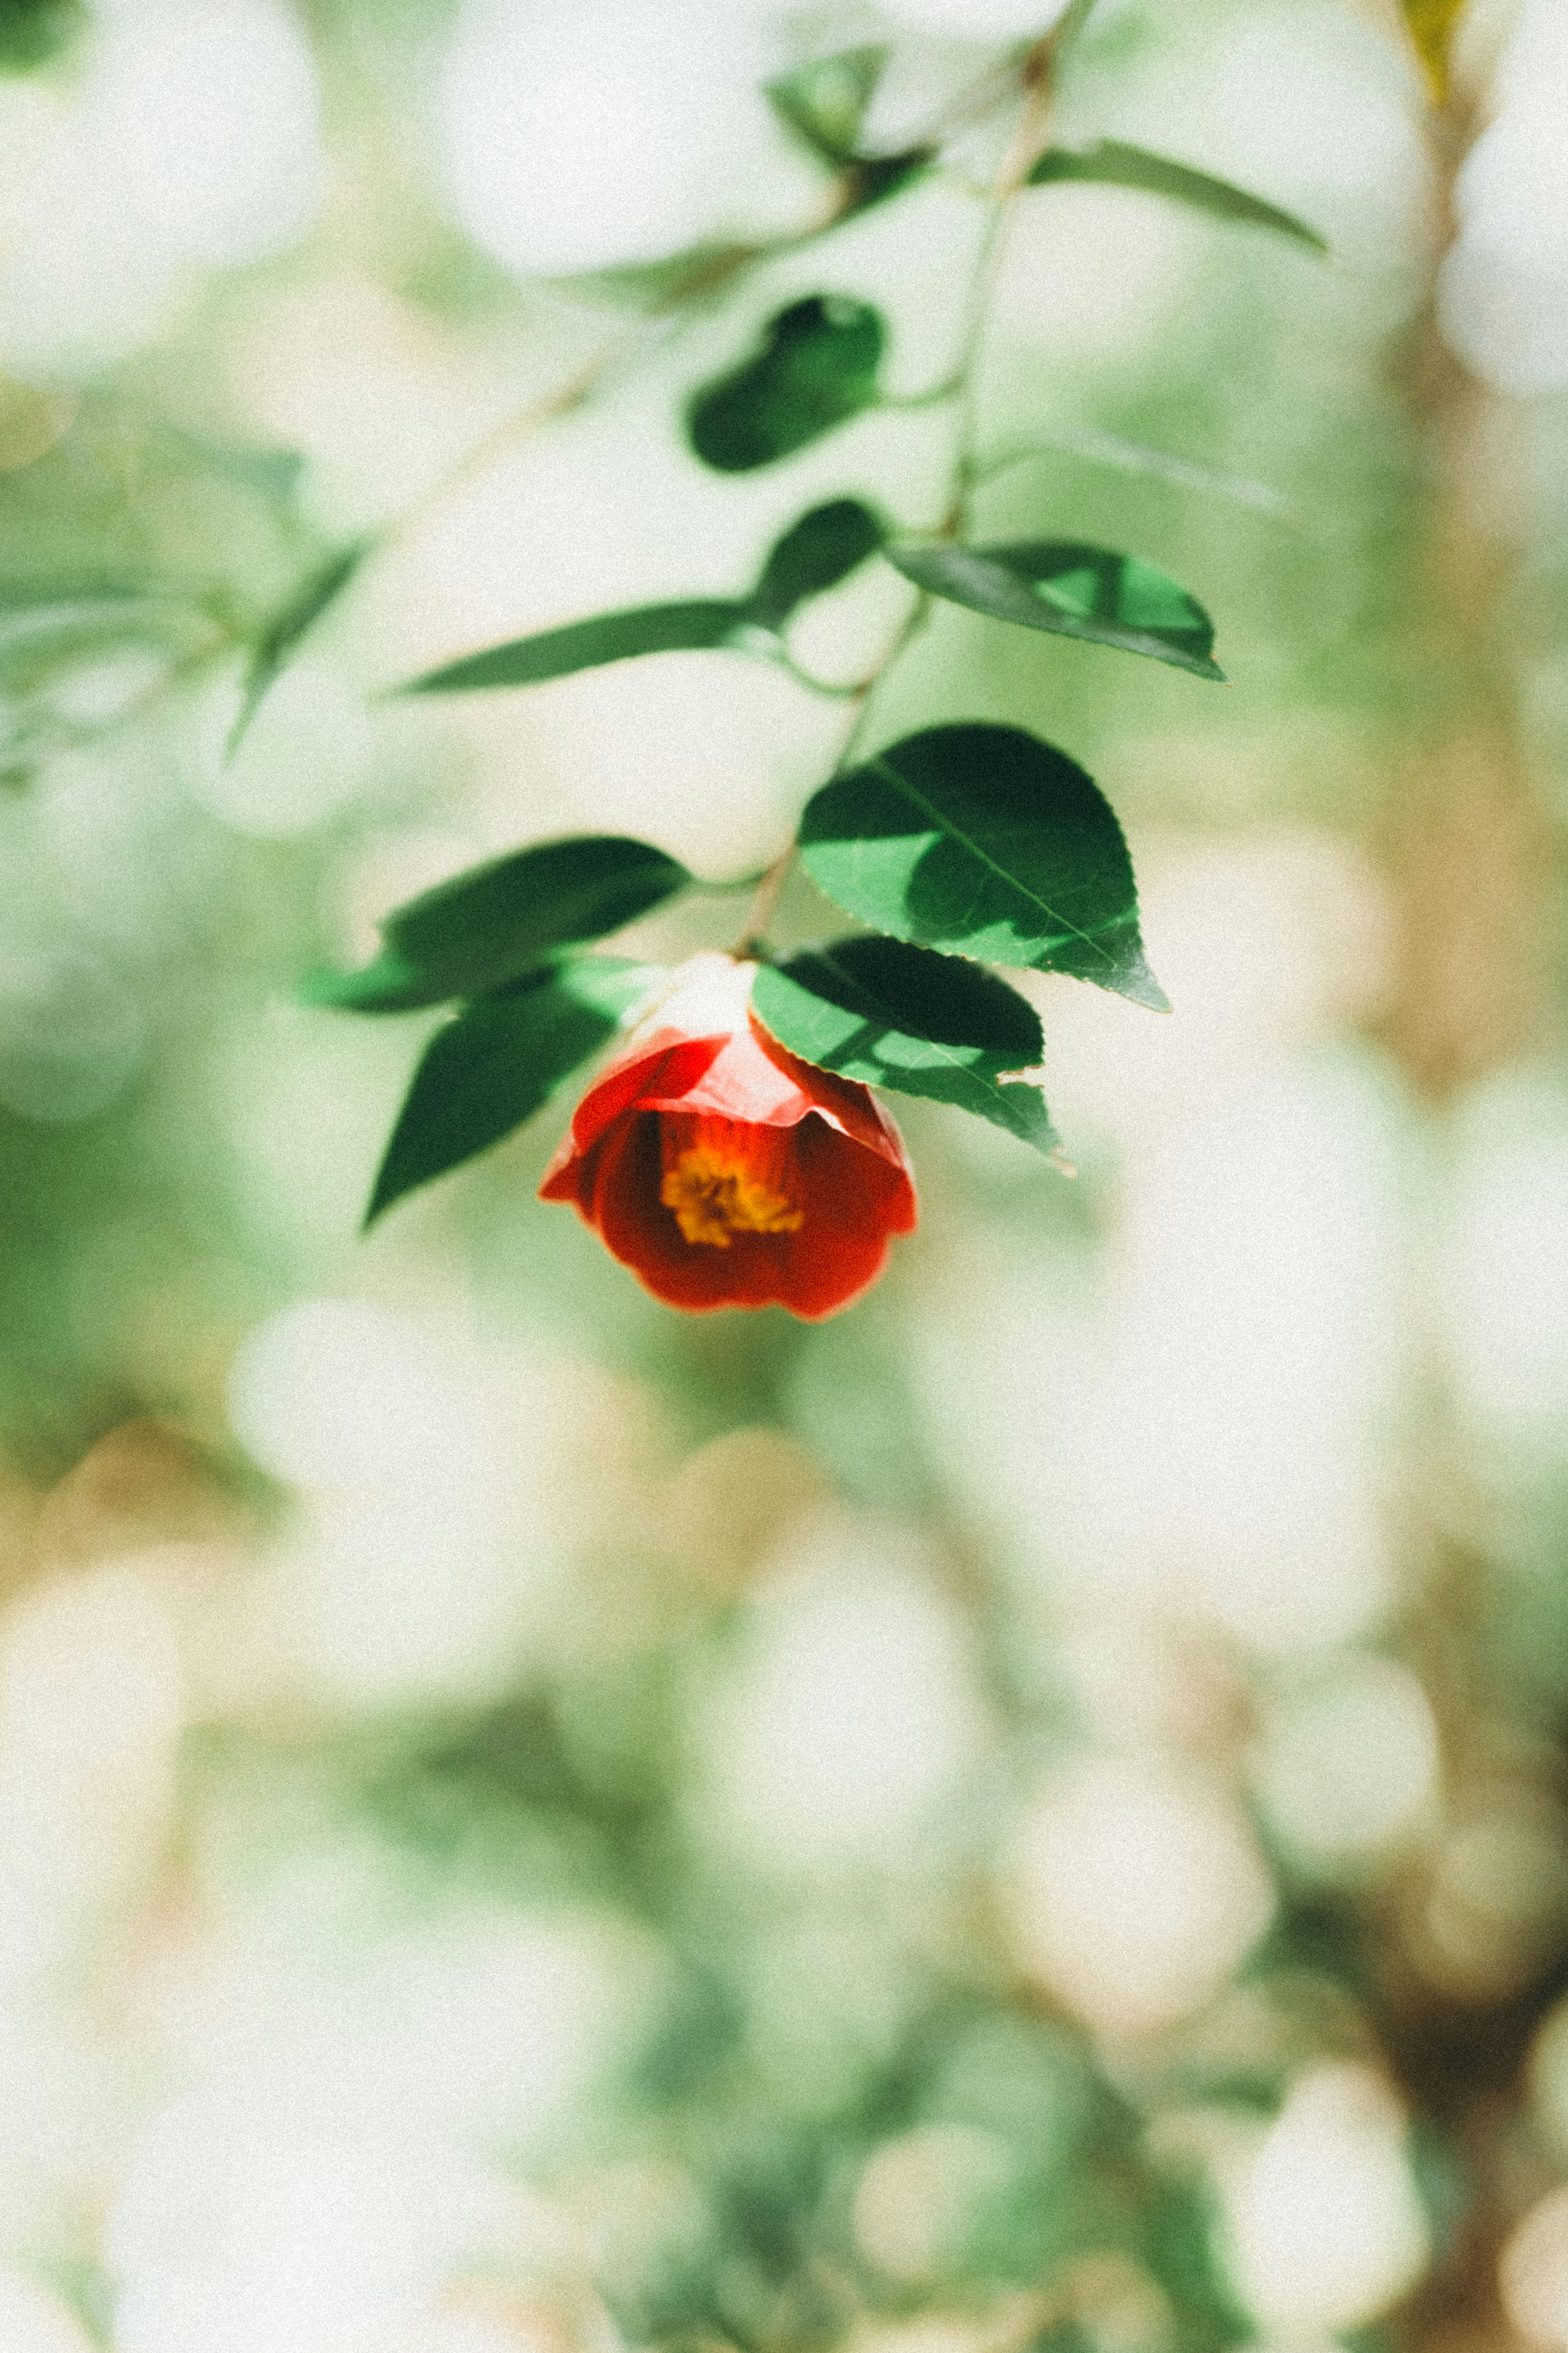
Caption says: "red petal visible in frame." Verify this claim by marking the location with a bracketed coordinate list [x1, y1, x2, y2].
[584, 1108, 915, 1320]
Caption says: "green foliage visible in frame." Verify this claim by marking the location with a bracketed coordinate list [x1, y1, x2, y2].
[798, 723, 1168, 1008]
[364, 957, 659, 1226]
[399, 501, 885, 695]
[888, 539, 1227, 680]
[1029, 139, 1327, 252]
[753, 938, 1058, 1152]
[228, 538, 369, 757]
[304, 836, 690, 1011]
[687, 297, 885, 473]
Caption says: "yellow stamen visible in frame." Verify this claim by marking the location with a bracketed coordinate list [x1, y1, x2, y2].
[659, 1115, 804, 1249]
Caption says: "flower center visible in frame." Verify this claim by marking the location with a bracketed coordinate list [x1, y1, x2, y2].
[659, 1115, 805, 1249]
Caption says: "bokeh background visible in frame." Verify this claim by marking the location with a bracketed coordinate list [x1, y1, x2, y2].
[1, 0, 1567, 2349]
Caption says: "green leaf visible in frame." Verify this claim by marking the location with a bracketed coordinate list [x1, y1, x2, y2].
[228, 538, 369, 759]
[306, 835, 691, 1011]
[1028, 139, 1327, 253]
[753, 937, 1059, 1153]
[400, 600, 755, 694]
[886, 538, 1226, 680]
[747, 500, 886, 630]
[835, 149, 933, 224]
[0, 0, 84, 71]
[766, 46, 888, 162]
[686, 296, 884, 473]
[365, 957, 659, 1226]
[798, 722, 1167, 1009]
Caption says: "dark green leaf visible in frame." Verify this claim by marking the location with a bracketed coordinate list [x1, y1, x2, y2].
[1028, 139, 1327, 253]
[228, 538, 369, 759]
[400, 600, 756, 694]
[798, 722, 1167, 1009]
[766, 47, 887, 162]
[753, 937, 1058, 1152]
[886, 538, 1226, 680]
[307, 836, 691, 1011]
[365, 957, 659, 1226]
[835, 149, 934, 223]
[0, 0, 83, 71]
[747, 500, 886, 630]
[687, 297, 884, 473]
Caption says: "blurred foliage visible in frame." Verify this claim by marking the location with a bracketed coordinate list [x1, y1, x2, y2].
[0, 4, 1565, 2353]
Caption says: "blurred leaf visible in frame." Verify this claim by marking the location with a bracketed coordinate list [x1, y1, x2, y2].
[227, 538, 368, 758]
[766, 45, 888, 161]
[1401, 0, 1468, 98]
[0, 0, 83, 70]
[799, 723, 1167, 1007]
[748, 500, 886, 630]
[306, 836, 691, 1011]
[886, 538, 1226, 680]
[753, 938, 1058, 1152]
[687, 296, 884, 473]
[1029, 139, 1327, 252]
[365, 956, 659, 1225]
[836, 148, 935, 223]
[401, 600, 755, 694]
[298, 949, 431, 1014]
[166, 426, 305, 505]
[981, 422, 1293, 519]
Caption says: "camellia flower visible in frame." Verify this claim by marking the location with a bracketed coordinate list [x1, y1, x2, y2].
[540, 954, 917, 1318]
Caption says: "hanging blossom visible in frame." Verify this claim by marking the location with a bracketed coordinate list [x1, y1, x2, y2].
[540, 955, 917, 1318]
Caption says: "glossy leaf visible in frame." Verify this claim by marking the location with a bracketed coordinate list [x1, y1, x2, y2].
[798, 722, 1168, 1008]
[365, 957, 659, 1226]
[748, 500, 886, 629]
[1401, 0, 1468, 98]
[228, 538, 368, 758]
[687, 296, 884, 473]
[753, 937, 1058, 1152]
[887, 538, 1225, 680]
[401, 600, 754, 694]
[1028, 139, 1327, 253]
[305, 836, 691, 1011]
[766, 45, 887, 161]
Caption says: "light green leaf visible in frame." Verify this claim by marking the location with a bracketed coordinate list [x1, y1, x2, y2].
[885, 539, 1225, 680]
[752, 937, 1058, 1152]
[1029, 139, 1327, 253]
[766, 45, 887, 162]
[797, 722, 1167, 1008]
[365, 957, 660, 1226]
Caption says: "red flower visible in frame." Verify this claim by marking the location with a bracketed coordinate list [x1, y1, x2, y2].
[540, 955, 917, 1318]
